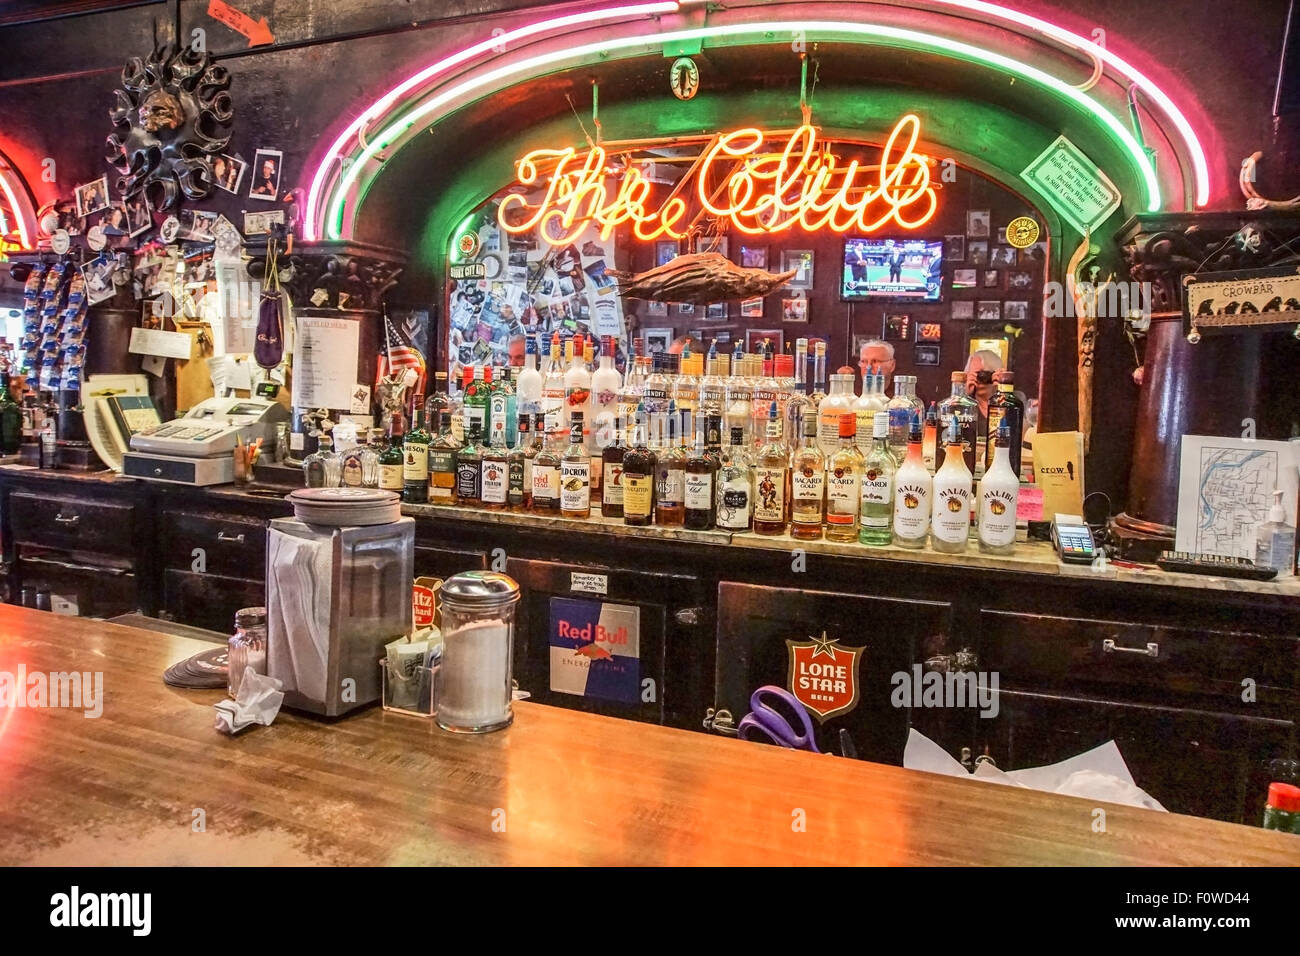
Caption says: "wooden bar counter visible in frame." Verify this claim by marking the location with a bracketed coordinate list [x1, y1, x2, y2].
[0, 607, 1296, 866]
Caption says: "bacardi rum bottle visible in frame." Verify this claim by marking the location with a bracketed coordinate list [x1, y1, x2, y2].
[859, 411, 897, 547]
[978, 420, 1020, 555]
[753, 401, 789, 536]
[825, 412, 864, 543]
[892, 412, 931, 549]
[790, 414, 826, 540]
[931, 418, 973, 554]
[560, 413, 591, 518]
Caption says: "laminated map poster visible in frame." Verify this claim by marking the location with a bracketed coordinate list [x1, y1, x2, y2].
[1175, 435, 1299, 558]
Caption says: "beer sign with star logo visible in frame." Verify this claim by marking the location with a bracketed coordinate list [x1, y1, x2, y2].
[786, 631, 864, 721]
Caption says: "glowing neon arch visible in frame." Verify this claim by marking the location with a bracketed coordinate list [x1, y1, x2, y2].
[0, 150, 36, 251]
[307, 1, 1214, 242]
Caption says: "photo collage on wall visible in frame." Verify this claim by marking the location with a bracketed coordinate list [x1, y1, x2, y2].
[446, 200, 628, 389]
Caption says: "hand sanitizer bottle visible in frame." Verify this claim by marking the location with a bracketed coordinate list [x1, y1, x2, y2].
[1255, 489, 1296, 576]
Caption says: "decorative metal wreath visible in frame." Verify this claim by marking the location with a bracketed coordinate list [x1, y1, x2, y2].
[105, 44, 233, 211]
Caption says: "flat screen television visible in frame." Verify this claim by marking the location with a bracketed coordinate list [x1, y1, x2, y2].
[841, 237, 943, 301]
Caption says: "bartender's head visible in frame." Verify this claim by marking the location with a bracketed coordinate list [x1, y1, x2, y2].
[965, 349, 1005, 411]
[858, 339, 896, 379]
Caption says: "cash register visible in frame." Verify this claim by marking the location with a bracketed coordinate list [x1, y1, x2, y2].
[124, 396, 289, 485]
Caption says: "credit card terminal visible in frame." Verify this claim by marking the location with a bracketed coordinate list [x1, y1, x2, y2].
[1051, 514, 1097, 564]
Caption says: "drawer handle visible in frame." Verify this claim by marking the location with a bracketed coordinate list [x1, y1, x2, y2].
[216, 531, 246, 544]
[53, 513, 80, 526]
[21, 554, 130, 576]
[1103, 638, 1159, 659]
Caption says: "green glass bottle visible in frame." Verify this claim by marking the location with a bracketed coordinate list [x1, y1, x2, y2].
[403, 393, 430, 503]
[0, 362, 20, 456]
[378, 412, 405, 493]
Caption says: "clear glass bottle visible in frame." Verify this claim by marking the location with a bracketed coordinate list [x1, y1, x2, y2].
[515, 333, 543, 421]
[591, 334, 621, 453]
[655, 403, 686, 526]
[480, 423, 509, 510]
[790, 414, 826, 540]
[304, 433, 342, 488]
[715, 425, 753, 532]
[753, 401, 789, 536]
[564, 337, 592, 448]
[825, 412, 865, 543]
[531, 418, 561, 513]
[227, 606, 267, 698]
[931, 418, 973, 554]
[887, 375, 925, 460]
[541, 331, 565, 442]
[808, 340, 828, 410]
[489, 364, 517, 449]
[853, 370, 887, 452]
[455, 423, 483, 505]
[643, 351, 673, 424]
[698, 344, 726, 441]
[673, 352, 701, 429]
[818, 369, 857, 455]
[616, 344, 646, 443]
[979, 420, 1020, 555]
[893, 412, 931, 549]
[750, 355, 782, 447]
[937, 371, 979, 474]
[860, 411, 897, 547]
[339, 432, 378, 489]
[622, 402, 656, 527]
[560, 412, 591, 518]
[725, 344, 753, 449]
[1255, 489, 1296, 575]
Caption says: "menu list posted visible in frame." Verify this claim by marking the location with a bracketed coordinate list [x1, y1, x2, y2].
[293, 316, 360, 410]
[1021, 135, 1121, 235]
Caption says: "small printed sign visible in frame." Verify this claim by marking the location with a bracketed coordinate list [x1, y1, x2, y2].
[1005, 216, 1041, 249]
[570, 571, 608, 595]
[549, 597, 640, 704]
[786, 631, 865, 722]
[1021, 136, 1120, 235]
[450, 262, 486, 281]
[1183, 266, 1300, 334]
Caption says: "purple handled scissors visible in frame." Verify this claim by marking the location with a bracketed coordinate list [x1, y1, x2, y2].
[736, 685, 821, 753]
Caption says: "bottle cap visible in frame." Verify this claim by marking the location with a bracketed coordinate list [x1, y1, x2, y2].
[803, 415, 818, 437]
[730, 425, 745, 445]
[836, 365, 855, 375]
[601, 334, 614, 354]
[873, 411, 889, 438]
[950, 371, 964, 384]
[1267, 781, 1300, 813]
[483, 366, 493, 384]
[775, 354, 794, 377]
[909, 410, 923, 440]
[1270, 489, 1287, 523]
[839, 412, 856, 438]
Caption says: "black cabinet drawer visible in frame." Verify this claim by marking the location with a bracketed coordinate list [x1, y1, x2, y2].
[414, 543, 487, 581]
[164, 569, 265, 633]
[977, 609, 1300, 712]
[10, 492, 135, 557]
[161, 510, 267, 578]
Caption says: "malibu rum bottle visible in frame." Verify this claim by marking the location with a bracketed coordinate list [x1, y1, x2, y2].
[622, 403, 656, 526]
[753, 401, 789, 536]
[790, 414, 825, 540]
[825, 412, 865, 543]
[402, 393, 430, 503]
[931, 418, 973, 554]
[892, 412, 931, 549]
[859, 411, 897, 547]
[979, 420, 1020, 555]
[560, 413, 591, 518]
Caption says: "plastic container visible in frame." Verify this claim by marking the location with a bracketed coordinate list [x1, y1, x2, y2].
[436, 571, 520, 733]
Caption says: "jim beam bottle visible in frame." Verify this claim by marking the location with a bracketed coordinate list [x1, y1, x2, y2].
[825, 412, 864, 543]
[480, 424, 509, 511]
[892, 412, 931, 549]
[790, 414, 826, 540]
[931, 417, 973, 554]
[753, 401, 789, 536]
[560, 413, 591, 518]
[622, 402, 656, 526]
[978, 420, 1020, 555]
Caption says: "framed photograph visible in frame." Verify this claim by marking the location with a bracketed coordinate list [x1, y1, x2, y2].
[982, 269, 1001, 289]
[677, 302, 695, 316]
[122, 191, 152, 237]
[695, 234, 728, 257]
[914, 344, 941, 366]
[181, 209, 218, 242]
[781, 249, 814, 289]
[944, 235, 966, 262]
[248, 148, 283, 201]
[1006, 270, 1034, 291]
[1003, 300, 1030, 322]
[81, 257, 117, 305]
[75, 176, 111, 218]
[996, 226, 1008, 245]
[655, 240, 679, 267]
[968, 241, 989, 266]
[883, 312, 912, 342]
[952, 268, 977, 289]
[740, 245, 768, 269]
[705, 302, 727, 320]
[992, 246, 1018, 267]
[969, 334, 1010, 367]
[1018, 241, 1048, 267]
[950, 300, 975, 321]
[966, 209, 991, 238]
[976, 300, 1002, 322]
[100, 203, 130, 237]
[646, 300, 669, 317]
[745, 328, 783, 355]
[210, 154, 247, 195]
[644, 327, 673, 354]
[740, 297, 764, 318]
[781, 297, 808, 323]
[915, 321, 942, 343]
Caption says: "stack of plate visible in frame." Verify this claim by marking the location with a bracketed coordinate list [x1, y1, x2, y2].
[286, 488, 403, 526]
[163, 647, 229, 689]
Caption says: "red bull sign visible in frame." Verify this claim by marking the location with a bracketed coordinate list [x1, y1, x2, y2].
[786, 631, 863, 721]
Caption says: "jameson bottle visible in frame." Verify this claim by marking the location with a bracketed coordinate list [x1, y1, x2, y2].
[455, 423, 483, 505]
[378, 412, 405, 492]
[601, 413, 627, 519]
[622, 403, 656, 526]
[402, 393, 430, 503]
[892, 412, 931, 549]
[560, 413, 591, 518]
[931, 418, 973, 554]
[860, 411, 898, 547]
[985, 374, 1025, 476]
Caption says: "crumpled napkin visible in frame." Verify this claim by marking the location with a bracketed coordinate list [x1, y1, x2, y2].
[214, 669, 285, 736]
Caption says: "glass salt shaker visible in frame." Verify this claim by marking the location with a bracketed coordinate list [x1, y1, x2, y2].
[436, 572, 520, 733]
[228, 606, 268, 698]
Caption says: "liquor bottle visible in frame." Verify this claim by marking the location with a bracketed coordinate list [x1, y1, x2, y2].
[859, 411, 897, 547]
[893, 412, 931, 549]
[698, 344, 726, 436]
[886, 375, 925, 460]
[402, 393, 430, 503]
[809, 340, 828, 409]
[363, 428, 383, 487]
[931, 418, 973, 554]
[531, 417, 562, 513]
[937, 370, 978, 473]
[922, 401, 939, 473]
[750, 355, 781, 447]
[304, 433, 342, 488]
[455, 423, 483, 505]
[673, 352, 701, 429]
[622, 402, 656, 526]
[825, 412, 865, 543]
[684, 419, 718, 530]
[340, 432, 378, 488]
[427, 371, 452, 441]
[37, 404, 57, 469]
[616, 348, 647, 444]
[725, 344, 753, 448]
[520, 413, 544, 509]
[753, 401, 789, 536]
[452, 366, 472, 444]
[480, 423, 509, 511]
[427, 413, 458, 502]
[0, 357, 20, 455]
[655, 402, 686, 526]
[818, 368, 856, 455]
[541, 331, 565, 441]
[601, 412, 627, 518]
[489, 365, 517, 449]
[463, 365, 488, 440]
[979, 420, 1020, 555]
[516, 333, 543, 420]
[716, 425, 753, 532]
[560, 412, 591, 518]
[506, 415, 529, 510]
[564, 336, 592, 447]
[643, 351, 672, 424]
[378, 413, 404, 492]
[790, 414, 826, 540]
[853, 370, 887, 450]
[985, 374, 1025, 477]
[591, 334, 621, 453]
[783, 353, 812, 455]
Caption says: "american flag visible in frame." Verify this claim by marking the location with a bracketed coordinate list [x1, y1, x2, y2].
[377, 314, 427, 398]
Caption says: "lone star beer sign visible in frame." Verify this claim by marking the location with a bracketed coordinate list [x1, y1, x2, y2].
[498, 114, 938, 247]
[786, 631, 864, 722]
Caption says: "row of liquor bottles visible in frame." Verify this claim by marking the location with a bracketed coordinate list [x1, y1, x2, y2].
[306, 397, 1021, 555]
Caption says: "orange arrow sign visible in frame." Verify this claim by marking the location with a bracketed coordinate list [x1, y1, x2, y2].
[207, 0, 274, 47]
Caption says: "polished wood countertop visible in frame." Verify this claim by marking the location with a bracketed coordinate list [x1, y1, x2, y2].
[1, 607, 1296, 866]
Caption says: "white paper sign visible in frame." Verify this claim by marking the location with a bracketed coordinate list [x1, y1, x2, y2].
[570, 572, 608, 595]
[292, 315, 360, 410]
[1175, 435, 1299, 558]
[1021, 135, 1121, 234]
[129, 326, 194, 360]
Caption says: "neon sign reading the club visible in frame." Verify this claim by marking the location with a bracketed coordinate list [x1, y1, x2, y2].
[497, 113, 937, 246]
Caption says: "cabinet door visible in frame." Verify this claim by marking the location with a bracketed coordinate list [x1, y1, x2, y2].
[164, 569, 265, 634]
[715, 582, 952, 765]
[974, 690, 1296, 824]
[161, 510, 268, 577]
[10, 492, 135, 557]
